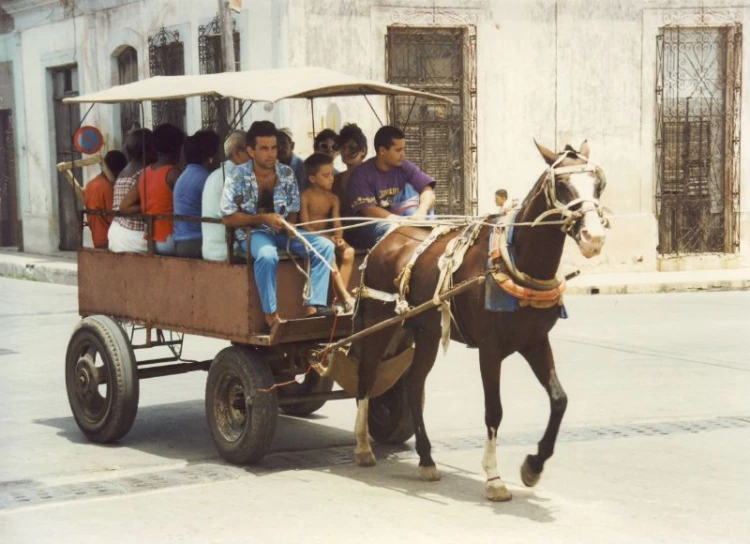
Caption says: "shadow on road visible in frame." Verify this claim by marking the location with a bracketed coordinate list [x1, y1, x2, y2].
[34, 399, 358, 464]
[33, 401, 554, 521]
[323, 456, 556, 523]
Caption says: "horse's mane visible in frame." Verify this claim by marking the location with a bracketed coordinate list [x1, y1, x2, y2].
[519, 170, 549, 210]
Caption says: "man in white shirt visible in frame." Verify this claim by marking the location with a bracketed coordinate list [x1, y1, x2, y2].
[201, 131, 250, 261]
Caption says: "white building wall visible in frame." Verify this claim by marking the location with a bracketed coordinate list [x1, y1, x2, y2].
[4, 0, 278, 254]
[3, 0, 749, 273]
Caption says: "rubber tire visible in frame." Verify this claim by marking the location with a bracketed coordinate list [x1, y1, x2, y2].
[65, 315, 139, 443]
[278, 372, 335, 417]
[367, 376, 417, 445]
[205, 346, 278, 465]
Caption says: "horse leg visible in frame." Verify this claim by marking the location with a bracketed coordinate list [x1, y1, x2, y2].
[479, 345, 512, 501]
[352, 326, 396, 467]
[407, 327, 441, 481]
[519, 336, 567, 487]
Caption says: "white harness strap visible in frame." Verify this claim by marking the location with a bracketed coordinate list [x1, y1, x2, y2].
[393, 225, 458, 314]
[434, 220, 486, 353]
[356, 224, 457, 314]
[355, 219, 485, 353]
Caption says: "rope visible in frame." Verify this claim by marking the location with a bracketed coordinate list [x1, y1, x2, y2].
[257, 294, 341, 394]
[286, 235, 313, 304]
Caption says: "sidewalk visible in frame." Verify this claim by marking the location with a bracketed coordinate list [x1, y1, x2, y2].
[0, 248, 749, 294]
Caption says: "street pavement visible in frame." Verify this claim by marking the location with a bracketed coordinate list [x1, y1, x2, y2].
[0, 277, 748, 543]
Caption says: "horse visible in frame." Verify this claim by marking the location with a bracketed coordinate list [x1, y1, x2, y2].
[348, 141, 607, 501]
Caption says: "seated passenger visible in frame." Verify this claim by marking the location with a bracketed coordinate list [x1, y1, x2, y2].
[119, 123, 185, 255]
[84, 150, 127, 249]
[313, 128, 341, 174]
[346, 125, 436, 249]
[220, 120, 335, 330]
[276, 128, 306, 193]
[332, 123, 368, 216]
[300, 153, 356, 313]
[173, 129, 221, 259]
[201, 131, 250, 261]
[109, 129, 153, 253]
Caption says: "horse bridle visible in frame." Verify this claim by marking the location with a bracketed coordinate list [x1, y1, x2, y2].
[532, 151, 609, 234]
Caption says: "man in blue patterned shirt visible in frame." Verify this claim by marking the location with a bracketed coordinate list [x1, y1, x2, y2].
[220, 121, 335, 329]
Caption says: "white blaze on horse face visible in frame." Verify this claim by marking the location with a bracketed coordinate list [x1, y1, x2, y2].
[570, 173, 606, 258]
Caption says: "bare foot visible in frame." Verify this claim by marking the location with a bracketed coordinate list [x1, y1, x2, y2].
[264, 313, 286, 331]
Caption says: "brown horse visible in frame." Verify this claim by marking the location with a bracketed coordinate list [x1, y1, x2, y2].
[349, 141, 607, 501]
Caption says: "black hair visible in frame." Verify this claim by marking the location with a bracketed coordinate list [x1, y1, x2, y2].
[184, 129, 220, 165]
[124, 128, 153, 162]
[495, 189, 508, 198]
[275, 130, 292, 144]
[304, 152, 334, 180]
[314, 128, 339, 150]
[373, 125, 405, 153]
[246, 120, 277, 149]
[182, 136, 201, 165]
[103, 150, 127, 176]
[337, 123, 367, 153]
[153, 123, 185, 156]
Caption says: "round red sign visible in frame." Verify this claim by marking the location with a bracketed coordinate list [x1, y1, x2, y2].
[73, 126, 104, 155]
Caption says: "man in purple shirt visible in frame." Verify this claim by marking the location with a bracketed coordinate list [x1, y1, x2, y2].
[347, 125, 436, 248]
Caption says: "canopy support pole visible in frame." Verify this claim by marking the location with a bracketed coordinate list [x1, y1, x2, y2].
[361, 90, 383, 127]
[401, 96, 419, 131]
[309, 98, 316, 139]
[75, 103, 96, 133]
[230, 100, 253, 132]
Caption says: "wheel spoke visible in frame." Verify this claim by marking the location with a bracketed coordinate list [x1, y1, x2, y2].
[92, 365, 108, 386]
[83, 345, 97, 363]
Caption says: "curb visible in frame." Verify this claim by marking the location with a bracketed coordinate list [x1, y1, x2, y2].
[2, 255, 749, 294]
[0, 259, 78, 287]
[566, 278, 750, 296]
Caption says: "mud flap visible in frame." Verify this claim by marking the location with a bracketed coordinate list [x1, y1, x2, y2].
[324, 346, 415, 399]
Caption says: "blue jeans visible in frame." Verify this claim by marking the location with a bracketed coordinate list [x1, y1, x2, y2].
[240, 231, 335, 314]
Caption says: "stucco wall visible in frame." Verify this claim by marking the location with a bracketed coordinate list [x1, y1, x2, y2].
[3, 0, 749, 272]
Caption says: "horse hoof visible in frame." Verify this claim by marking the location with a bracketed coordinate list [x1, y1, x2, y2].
[521, 456, 542, 487]
[485, 479, 512, 502]
[355, 450, 377, 467]
[419, 466, 441, 482]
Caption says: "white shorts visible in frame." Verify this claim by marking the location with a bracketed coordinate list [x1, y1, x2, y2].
[108, 221, 147, 253]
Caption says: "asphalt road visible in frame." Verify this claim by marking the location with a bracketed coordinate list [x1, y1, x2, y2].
[0, 277, 748, 543]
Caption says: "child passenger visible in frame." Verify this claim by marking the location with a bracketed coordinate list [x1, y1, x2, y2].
[300, 153, 356, 313]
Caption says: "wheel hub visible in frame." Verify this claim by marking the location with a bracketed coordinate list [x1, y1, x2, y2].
[75, 355, 97, 396]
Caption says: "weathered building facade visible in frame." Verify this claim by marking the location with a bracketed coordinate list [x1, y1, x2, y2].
[0, 0, 748, 273]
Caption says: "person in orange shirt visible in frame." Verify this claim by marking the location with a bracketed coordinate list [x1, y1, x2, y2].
[120, 123, 185, 255]
[83, 150, 127, 249]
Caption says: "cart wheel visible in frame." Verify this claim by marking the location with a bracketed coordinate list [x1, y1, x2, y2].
[278, 371, 334, 417]
[368, 376, 417, 445]
[65, 315, 139, 443]
[205, 346, 277, 464]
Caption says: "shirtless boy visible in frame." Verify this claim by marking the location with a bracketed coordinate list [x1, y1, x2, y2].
[300, 153, 356, 312]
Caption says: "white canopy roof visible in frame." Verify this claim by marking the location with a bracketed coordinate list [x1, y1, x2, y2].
[63, 67, 451, 104]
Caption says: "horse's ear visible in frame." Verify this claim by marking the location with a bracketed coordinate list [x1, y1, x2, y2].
[534, 139, 557, 166]
[579, 140, 590, 159]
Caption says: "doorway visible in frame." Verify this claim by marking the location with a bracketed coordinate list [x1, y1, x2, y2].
[50, 64, 81, 251]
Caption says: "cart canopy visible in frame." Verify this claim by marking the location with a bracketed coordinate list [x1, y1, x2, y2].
[63, 67, 452, 104]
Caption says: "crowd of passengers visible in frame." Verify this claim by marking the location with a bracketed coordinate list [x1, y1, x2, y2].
[84, 120, 437, 327]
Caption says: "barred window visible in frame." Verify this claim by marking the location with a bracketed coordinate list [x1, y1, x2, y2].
[199, 16, 240, 131]
[117, 46, 139, 144]
[148, 26, 186, 131]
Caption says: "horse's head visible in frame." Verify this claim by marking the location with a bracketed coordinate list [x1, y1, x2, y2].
[533, 140, 608, 258]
